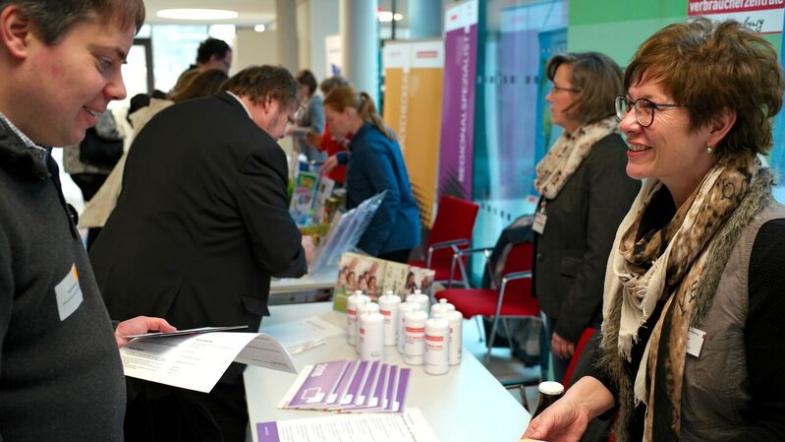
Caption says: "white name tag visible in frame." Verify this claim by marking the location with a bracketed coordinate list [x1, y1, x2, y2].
[54, 264, 83, 321]
[532, 211, 548, 234]
[686, 327, 706, 357]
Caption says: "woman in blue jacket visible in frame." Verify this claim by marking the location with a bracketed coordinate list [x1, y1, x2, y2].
[323, 86, 420, 262]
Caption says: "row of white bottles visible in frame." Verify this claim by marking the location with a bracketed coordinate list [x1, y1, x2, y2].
[347, 290, 464, 374]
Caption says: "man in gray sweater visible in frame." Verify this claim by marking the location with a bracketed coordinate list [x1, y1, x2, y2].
[0, 1, 174, 440]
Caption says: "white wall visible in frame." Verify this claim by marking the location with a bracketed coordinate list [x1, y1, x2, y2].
[234, 27, 279, 71]
[308, 0, 339, 82]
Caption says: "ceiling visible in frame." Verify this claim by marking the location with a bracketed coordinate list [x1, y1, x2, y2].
[143, 0, 277, 26]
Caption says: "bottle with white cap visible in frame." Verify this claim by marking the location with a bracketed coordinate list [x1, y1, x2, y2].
[446, 310, 463, 365]
[359, 310, 384, 361]
[356, 302, 380, 352]
[424, 317, 449, 375]
[403, 310, 428, 365]
[378, 290, 401, 346]
[397, 301, 418, 354]
[430, 298, 455, 318]
[346, 291, 367, 345]
[408, 289, 430, 313]
[532, 381, 565, 418]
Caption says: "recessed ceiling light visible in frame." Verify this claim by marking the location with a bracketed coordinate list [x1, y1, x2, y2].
[254, 24, 267, 32]
[157, 9, 238, 20]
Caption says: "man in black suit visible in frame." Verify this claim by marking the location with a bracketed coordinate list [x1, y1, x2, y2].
[90, 65, 307, 441]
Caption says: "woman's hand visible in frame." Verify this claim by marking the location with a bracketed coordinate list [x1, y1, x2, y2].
[523, 396, 591, 442]
[551, 332, 575, 359]
[321, 155, 339, 175]
[114, 316, 177, 348]
[523, 377, 615, 442]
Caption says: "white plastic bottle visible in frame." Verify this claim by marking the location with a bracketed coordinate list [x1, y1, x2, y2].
[408, 289, 430, 313]
[346, 292, 367, 345]
[430, 298, 455, 318]
[397, 301, 418, 354]
[356, 302, 380, 353]
[378, 290, 401, 347]
[446, 310, 464, 366]
[424, 317, 450, 375]
[359, 311, 385, 361]
[403, 310, 428, 365]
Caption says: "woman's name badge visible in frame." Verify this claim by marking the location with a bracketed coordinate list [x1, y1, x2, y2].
[686, 327, 706, 357]
[532, 211, 548, 234]
[54, 264, 83, 321]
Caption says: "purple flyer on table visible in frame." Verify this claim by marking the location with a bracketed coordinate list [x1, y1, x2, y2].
[339, 360, 368, 405]
[368, 363, 388, 408]
[384, 365, 398, 411]
[325, 360, 358, 405]
[256, 422, 280, 442]
[392, 367, 411, 412]
[353, 360, 380, 407]
[286, 360, 348, 408]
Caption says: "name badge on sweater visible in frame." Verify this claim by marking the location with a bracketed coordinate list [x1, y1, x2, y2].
[54, 264, 83, 321]
[686, 327, 706, 357]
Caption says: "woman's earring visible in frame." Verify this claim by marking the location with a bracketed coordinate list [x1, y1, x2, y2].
[706, 145, 714, 154]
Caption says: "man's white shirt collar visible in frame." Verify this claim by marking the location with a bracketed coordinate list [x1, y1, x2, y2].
[226, 91, 253, 119]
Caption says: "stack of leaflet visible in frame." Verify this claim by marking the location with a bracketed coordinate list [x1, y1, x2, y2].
[278, 360, 410, 413]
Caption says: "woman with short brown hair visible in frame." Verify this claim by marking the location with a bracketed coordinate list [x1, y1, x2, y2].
[525, 18, 785, 441]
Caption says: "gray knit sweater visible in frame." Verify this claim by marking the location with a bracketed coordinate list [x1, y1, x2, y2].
[0, 118, 125, 441]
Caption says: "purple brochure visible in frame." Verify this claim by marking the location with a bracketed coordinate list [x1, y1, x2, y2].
[325, 360, 358, 406]
[286, 360, 348, 408]
[368, 363, 388, 408]
[384, 365, 398, 411]
[339, 360, 368, 405]
[392, 368, 411, 412]
[353, 360, 380, 407]
[256, 422, 281, 442]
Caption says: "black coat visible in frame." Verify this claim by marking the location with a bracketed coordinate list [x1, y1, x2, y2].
[533, 133, 639, 342]
[90, 93, 306, 335]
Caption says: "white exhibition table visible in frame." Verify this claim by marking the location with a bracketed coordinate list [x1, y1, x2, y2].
[269, 270, 338, 296]
[244, 302, 530, 442]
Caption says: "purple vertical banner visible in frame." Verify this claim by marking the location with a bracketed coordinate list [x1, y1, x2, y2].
[438, 0, 479, 200]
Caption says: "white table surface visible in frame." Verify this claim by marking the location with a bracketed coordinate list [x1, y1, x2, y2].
[244, 302, 530, 442]
[269, 270, 338, 296]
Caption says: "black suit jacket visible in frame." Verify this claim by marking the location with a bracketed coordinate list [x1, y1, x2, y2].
[90, 93, 306, 335]
[533, 133, 639, 342]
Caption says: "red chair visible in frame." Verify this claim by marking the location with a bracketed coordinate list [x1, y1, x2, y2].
[408, 195, 479, 285]
[434, 241, 540, 363]
[561, 327, 598, 389]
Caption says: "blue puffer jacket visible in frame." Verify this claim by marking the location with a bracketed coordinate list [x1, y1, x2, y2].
[342, 123, 421, 256]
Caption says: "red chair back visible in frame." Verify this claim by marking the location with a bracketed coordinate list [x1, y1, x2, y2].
[562, 327, 598, 388]
[487, 241, 538, 316]
[428, 195, 479, 268]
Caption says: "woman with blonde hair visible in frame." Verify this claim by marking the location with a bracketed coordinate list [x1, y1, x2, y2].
[323, 86, 420, 262]
[524, 18, 785, 441]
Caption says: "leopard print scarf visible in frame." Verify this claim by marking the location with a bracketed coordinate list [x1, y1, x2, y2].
[534, 116, 618, 199]
[602, 153, 762, 440]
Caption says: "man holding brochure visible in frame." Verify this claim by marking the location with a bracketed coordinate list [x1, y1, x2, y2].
[90, 65, 308, 441]
[0, 1, 175, 440]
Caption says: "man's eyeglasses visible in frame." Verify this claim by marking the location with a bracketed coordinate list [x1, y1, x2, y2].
[289, 104, 307, 124]
[614, 96, 681, 128]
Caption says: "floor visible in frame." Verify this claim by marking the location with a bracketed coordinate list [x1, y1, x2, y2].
[460, 316, 542, 413]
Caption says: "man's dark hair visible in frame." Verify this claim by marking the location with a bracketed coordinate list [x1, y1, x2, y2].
[0, 0, 145, 44]
[222, 65, 299, 109]
[295, 69, 318, 96]
[196, 38, 231, 64]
